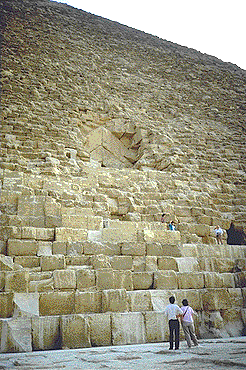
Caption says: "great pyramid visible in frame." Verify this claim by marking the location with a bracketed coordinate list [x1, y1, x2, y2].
[0, 0, 246, 352]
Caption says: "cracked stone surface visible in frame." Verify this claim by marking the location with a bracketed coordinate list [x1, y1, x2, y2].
[0, 337, 245, 369]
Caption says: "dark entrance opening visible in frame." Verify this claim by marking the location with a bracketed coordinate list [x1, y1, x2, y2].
[227, 222, 246, 245]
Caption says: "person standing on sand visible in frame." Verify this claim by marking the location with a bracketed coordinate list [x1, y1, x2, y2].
[164, 296, 183, 350]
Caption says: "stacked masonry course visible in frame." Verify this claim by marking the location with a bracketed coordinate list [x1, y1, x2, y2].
[1, 0, 246, 353]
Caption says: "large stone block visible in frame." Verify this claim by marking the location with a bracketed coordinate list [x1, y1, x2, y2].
[175, 289, 202, 310]
[221, 308, 244, 337]
[53, 269, 76, 289]
[83, 241, 121, 256]
[96, 268, 115, 290]
[41, 255, 65, 271]
[144, 311, 168, 342]
[36, 228, 55, 241]
[0, 292, 14, 318]
[61, 314, 91, 349]
[158, 257, 178, 271]
[113, 270, 133, 290]
[5, 270, 29, 293]
[201, 288, 242, 311]
[111, 312, 146, 345]
[37, 241, 53, 256]
[88, 313, 111, 346]
[75, 291, 102, 314]
[102, 289, 128, 312]
[3, 226, 22, 240]
[110, 256, 133, 270]
[177, 272, 204, 289]
[102, 226, 137, 243]
[143, 229, 180, 244]
[90, 254, 111, 269]
[55, 228, 87, 242]
[0, 255, 14, 271]
[32, 316, 61, 350]
[18, 195, 45, 218]
[52, 241, 67, 255]
[14, 256, 40, 269]
[121, 242, 146, 256]
[76, 268, 96, 290]
[204, 272, 224, 288]
[154, 270, 178, 290]
[127, 290, 152, 312]
[175, 257, 199, 272]
[39, 291, 75, 315]
[0, 317, 32, 353]
[132, 272, 154, 290]
[7, 239, 38, 256]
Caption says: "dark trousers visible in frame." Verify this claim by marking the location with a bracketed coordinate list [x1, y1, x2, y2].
[168, 319, 180, 349]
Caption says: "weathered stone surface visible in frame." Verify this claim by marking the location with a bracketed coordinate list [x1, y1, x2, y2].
[75, 291, 102, 314]
[39, 291, 75, 316]
[127, 290, 152, 312]
[76, 268, 96, 290]
[145, 311, 168, 342]
[40, 255, 65, 271]
[88, 313, 111, 346]
[111, 312, 146, 345]
[53, 269, 76, 290]
[102, 289, 128, 312]
[154, 270, 178, 290]
[0, 293, 14, 318]
[132, 272, 154, 290]
[5, 270, 29, 293]
[32, 316, 60, 351]
[61, 314, 91, 349]
[7, 239, 38, 256]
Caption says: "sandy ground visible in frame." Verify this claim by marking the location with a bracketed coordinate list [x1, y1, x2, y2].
[0, 337, 246, 370]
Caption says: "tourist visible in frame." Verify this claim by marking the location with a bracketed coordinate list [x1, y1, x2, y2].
[169, 221, 176, 231]
[214, 225, 223, 244]
[180, 299, 199, 348]
[161, 213, 166, 223]
[164, 296, 183, 350]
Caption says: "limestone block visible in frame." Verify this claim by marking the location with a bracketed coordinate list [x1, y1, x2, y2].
[113, 270, 133, 290]
[83, 241, 121, 256]
[132, 256, 146, 272]
[44, 197, 61, 225]
[204, 272, 224, 288]
[0, 240, 6, 255]
[88, 313, 111, 346]
[0, 255, 14, 271]
[90, 254, 111, 269]
[7, 239, 38, 256]
[234, 272, 246, 288]
[201, 288, 242, 311]
[177, 272, 204, 289]
[87, 215, 103, 230]
[102, 289, 128, 312]
[127, 290, 152, 312]
[144, 311, 168, 342]
[146, 256, 158, 271]
[0, 292, 14, 318]
[5, 270, 29, 293]
[174, 206, 191, 217]
[66, 255, 90, 266]
[66, 241, 84, 255]
[18, 195, 45, 217]
[158, 257, 178, 271]
[0, 272, 5, 291]
[132, 272, 154, 290]
[55, 228, 87, 242]
[154, 270, 178, 290]
[102, 226, 137, 243]
[220, 308, 244, 337]
[175, 257, 199, 272]
[121, 242, 146, 256]
[76, 268, 96, 290]
[37, 241, 53, 256]
[41, 255, 65, 271]
[3, 226, 22, 240]
[62, 214, 87, 228]
[146, 242, 163, 256]
[36, 228, 55, 241]
[175, 289, 202, 310]
[39, 291, 75, 316]
[21, 227, 36, 239]
[29, 276, 54, 293]
[32, 316, 60, 351]
[143, 228, 180, 243]
[14, 256, 40, 269]
[53, 269, 76, 289]
[111, 312, 146, 345]
[52, 241, 67, 255]
[1, 317, 32, 353]
[213, 258, 235, 273]
[96, 268, 115, 290]
[75, 291, 102, 313]
[110, 256, 133, 270]
[221, 273, 235, 288]
[194, 224, 210, 237]
[179, 244, 198, 258]
[61, 314, 91, 349]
